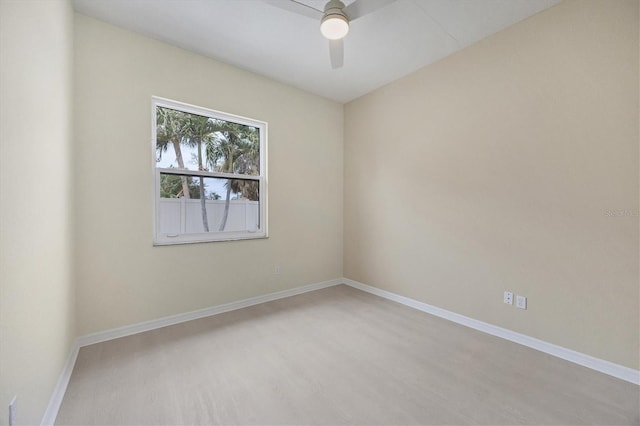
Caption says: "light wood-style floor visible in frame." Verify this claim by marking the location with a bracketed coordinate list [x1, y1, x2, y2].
[56, 285, 639, 425]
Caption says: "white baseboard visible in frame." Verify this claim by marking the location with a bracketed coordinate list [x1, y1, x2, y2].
[43, 278, 342, 425]
[77, 278, 343, 347]
[43, 276, 638, 425]
[41, 341, 79, 426]
[342, 278, 640, 386]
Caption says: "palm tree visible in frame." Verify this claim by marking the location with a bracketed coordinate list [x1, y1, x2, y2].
[160, 174, 199, 198]
[156, 107, 191, 199]
[207, 123, 239, 231]
[229, 125, 260, 199]
[157, 107, 221, 232]
[184, 114, 216, 232]
[205, 122, 260, 231]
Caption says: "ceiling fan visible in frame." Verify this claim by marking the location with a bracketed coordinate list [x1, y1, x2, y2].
[265, 0, 397, 69]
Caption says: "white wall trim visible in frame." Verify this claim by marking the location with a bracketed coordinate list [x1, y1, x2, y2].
[43, 276, 638, 424]
[44, 278, 342, 425]
[41, 341, 80, 426]
[77, 278, 343, 347]
[343, 278, 640, 385]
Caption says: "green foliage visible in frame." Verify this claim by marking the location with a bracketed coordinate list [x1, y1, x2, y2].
[205, 121, 260, 201]
[159, 174, 222, 200]
[155, 105, 261, 231]
[156, 106, 260, 201]
[160, 174, 200, 199]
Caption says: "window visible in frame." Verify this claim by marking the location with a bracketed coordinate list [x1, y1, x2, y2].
[152, 97, 267, 245]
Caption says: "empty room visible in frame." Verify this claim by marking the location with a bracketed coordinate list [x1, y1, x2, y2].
[0, 0, 638, 424]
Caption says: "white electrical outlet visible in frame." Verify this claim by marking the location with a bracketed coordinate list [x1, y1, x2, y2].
[503, 291, 513, 305]
[274, 265, 281, 274]
[516, 295, 527, 310]
[9, 396, 16, 426]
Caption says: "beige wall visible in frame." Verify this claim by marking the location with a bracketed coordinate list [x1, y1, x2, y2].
[74, 14, 344, 335]
[344, 0, 639, 369]
[1, 2, 637, 423]
[0, 0, 76, 424]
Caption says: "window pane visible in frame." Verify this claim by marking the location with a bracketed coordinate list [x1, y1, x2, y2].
[158, 174, 261, 234]
[155, 106, 260, 175]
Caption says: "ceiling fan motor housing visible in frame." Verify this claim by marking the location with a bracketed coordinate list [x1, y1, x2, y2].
[321, 0, 349, 40]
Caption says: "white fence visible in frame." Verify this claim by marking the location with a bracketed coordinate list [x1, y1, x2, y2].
[158, 198, 259, 234]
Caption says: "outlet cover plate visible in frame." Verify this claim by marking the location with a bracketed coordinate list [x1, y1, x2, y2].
[504, 291, 513, 305]
[516, 295, 527, 309]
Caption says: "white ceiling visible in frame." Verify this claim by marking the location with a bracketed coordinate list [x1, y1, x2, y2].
[73, 0, 561, 103]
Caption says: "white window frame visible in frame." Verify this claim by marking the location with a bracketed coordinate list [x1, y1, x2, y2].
[151, 97, 268, 245]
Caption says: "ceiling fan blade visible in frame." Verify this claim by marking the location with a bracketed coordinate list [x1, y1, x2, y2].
[345, 0, 397, 21]
[329, 39, 344, 69]
[263, 0, 323, 20]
